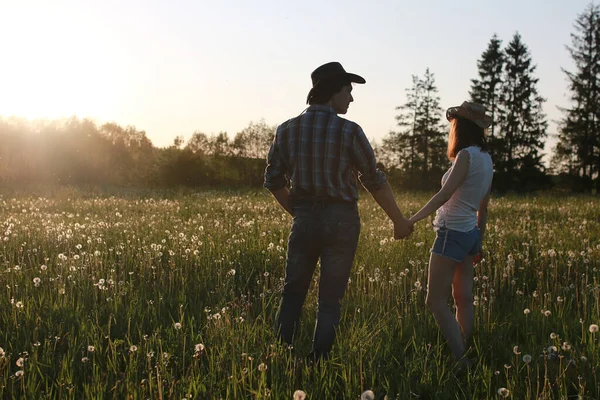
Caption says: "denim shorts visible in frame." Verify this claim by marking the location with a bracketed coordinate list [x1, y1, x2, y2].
[431, 227, 480, 262]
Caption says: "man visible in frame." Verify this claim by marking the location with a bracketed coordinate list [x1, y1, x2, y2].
[264, 61, 412, 360]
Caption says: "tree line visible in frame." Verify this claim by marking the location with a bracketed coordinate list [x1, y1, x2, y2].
[1, 3, 598, 192]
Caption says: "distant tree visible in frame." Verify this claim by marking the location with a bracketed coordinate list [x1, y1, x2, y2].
[415, 68, 446, 175]
[470, 34, 504, 159]
[496, 33, 548, 183]
[553, 3, 600, 192]
[186, 131, 211, 155]
[232, 120, 276, 159]
[383, 75, 423, 176]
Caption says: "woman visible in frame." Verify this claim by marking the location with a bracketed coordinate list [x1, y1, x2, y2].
[409, 101, 493, 368]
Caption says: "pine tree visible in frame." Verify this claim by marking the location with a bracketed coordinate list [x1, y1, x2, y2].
[383, 75, 423, 177]
[415, 68, 446, 174]
[382, 69, 447, 188]
[470, 34, 504, 159]
[553, 3, 600, 191]
[497, 33, 548, 180]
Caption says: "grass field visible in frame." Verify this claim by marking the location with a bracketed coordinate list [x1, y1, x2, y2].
[0, 188, 599, 399]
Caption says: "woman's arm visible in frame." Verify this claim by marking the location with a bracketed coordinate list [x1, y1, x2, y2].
[409, 150, 470, 224]
[477, 186, 491, 245]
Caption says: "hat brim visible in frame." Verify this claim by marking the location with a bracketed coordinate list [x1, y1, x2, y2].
[345, 72, 366, 84]
[306, 73, 366, 103]
[446, 106, 492, 129]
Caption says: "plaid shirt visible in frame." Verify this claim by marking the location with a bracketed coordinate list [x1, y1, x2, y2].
[264, 105, 386, 202]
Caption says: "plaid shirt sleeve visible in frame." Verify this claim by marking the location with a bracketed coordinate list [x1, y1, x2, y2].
[351, 126, 387, 192]
[263, 137, 288, 190]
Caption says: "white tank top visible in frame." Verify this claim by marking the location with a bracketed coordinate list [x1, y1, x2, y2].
[433, 146, 493, 232]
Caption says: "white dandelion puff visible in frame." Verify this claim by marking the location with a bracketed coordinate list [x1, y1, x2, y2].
[293, 390, 307, 400]
[361, 390, 375, 400]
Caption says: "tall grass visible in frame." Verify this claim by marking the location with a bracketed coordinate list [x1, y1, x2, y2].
[0, 188, 598, 399]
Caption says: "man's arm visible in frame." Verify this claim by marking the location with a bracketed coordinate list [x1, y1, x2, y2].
[264, 133, 292, 216]
[370, 181, 413, 239]
[268, 187, 292, 216]
[350, 128, 412, 239]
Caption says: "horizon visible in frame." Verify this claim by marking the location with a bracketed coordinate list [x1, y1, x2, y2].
[1, 0, 596, 158]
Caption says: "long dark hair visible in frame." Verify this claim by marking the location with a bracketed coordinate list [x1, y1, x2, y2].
[447, 117, 488, 160]
[307, 76, 351, 105]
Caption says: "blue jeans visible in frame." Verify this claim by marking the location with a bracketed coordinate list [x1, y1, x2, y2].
[275, 199, 360, 358]
[431, 227, 480, 262]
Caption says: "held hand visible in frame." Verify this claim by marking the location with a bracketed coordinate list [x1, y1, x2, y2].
[393, 217, 413, 240]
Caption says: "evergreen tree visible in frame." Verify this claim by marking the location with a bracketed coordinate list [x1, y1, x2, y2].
[416, 68, 446, 175]
[383, 75, 423, 176]
[497, 33, 548, 181]
[470, 34, 504, 159]
[553, 3, 600, 191]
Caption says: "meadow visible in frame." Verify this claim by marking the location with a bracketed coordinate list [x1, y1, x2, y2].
[0, 187, 599, 399]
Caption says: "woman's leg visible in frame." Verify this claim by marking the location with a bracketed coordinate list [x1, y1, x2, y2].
[426, 253, 466, 360]
[453, 256, 475, 349]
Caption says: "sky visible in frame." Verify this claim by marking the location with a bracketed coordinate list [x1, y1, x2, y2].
[0, 0, 595, 157]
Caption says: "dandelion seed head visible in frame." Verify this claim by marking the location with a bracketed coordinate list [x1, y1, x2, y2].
[174, 322, 182, 330]
[522, 354, 532, 363]
[523, 308, 530, 315]
[497, 387, 510, 397]
[361, 390, 375, 400]
[293, 390, 307, 400]
[589, 324, 599, 333]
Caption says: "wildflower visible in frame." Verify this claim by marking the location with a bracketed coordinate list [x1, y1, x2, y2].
[174, 322, 182, 330]
[258, 363, 267, 372]
[523, 308, 530, 315]
[550, 333, 558, 340]
[129, 345, 138, 353]
[497, 387, 510, 397]
[293, 390, 307, 400]
[513, 346, 520, 355]
[88, 345, 95, 353]
[522, 354, 532, 363]
[361, 390, 375, 400]
[0, 347, 4, 357]
[16, 357, 24, 367]
[547, 346, 558, 353]
[15, 301, 23, 309]
[40, 264, 47, 271]
[15, 370, 23, 378]
[561, 342, 572, 351]
[33, 277, 41, 287]
[543, 310, 551, 317]
[82, 357, 89, 363]
[589, 324, 599, 333]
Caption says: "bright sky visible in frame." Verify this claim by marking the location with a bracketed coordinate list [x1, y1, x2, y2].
[0, 0, 594, 156]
